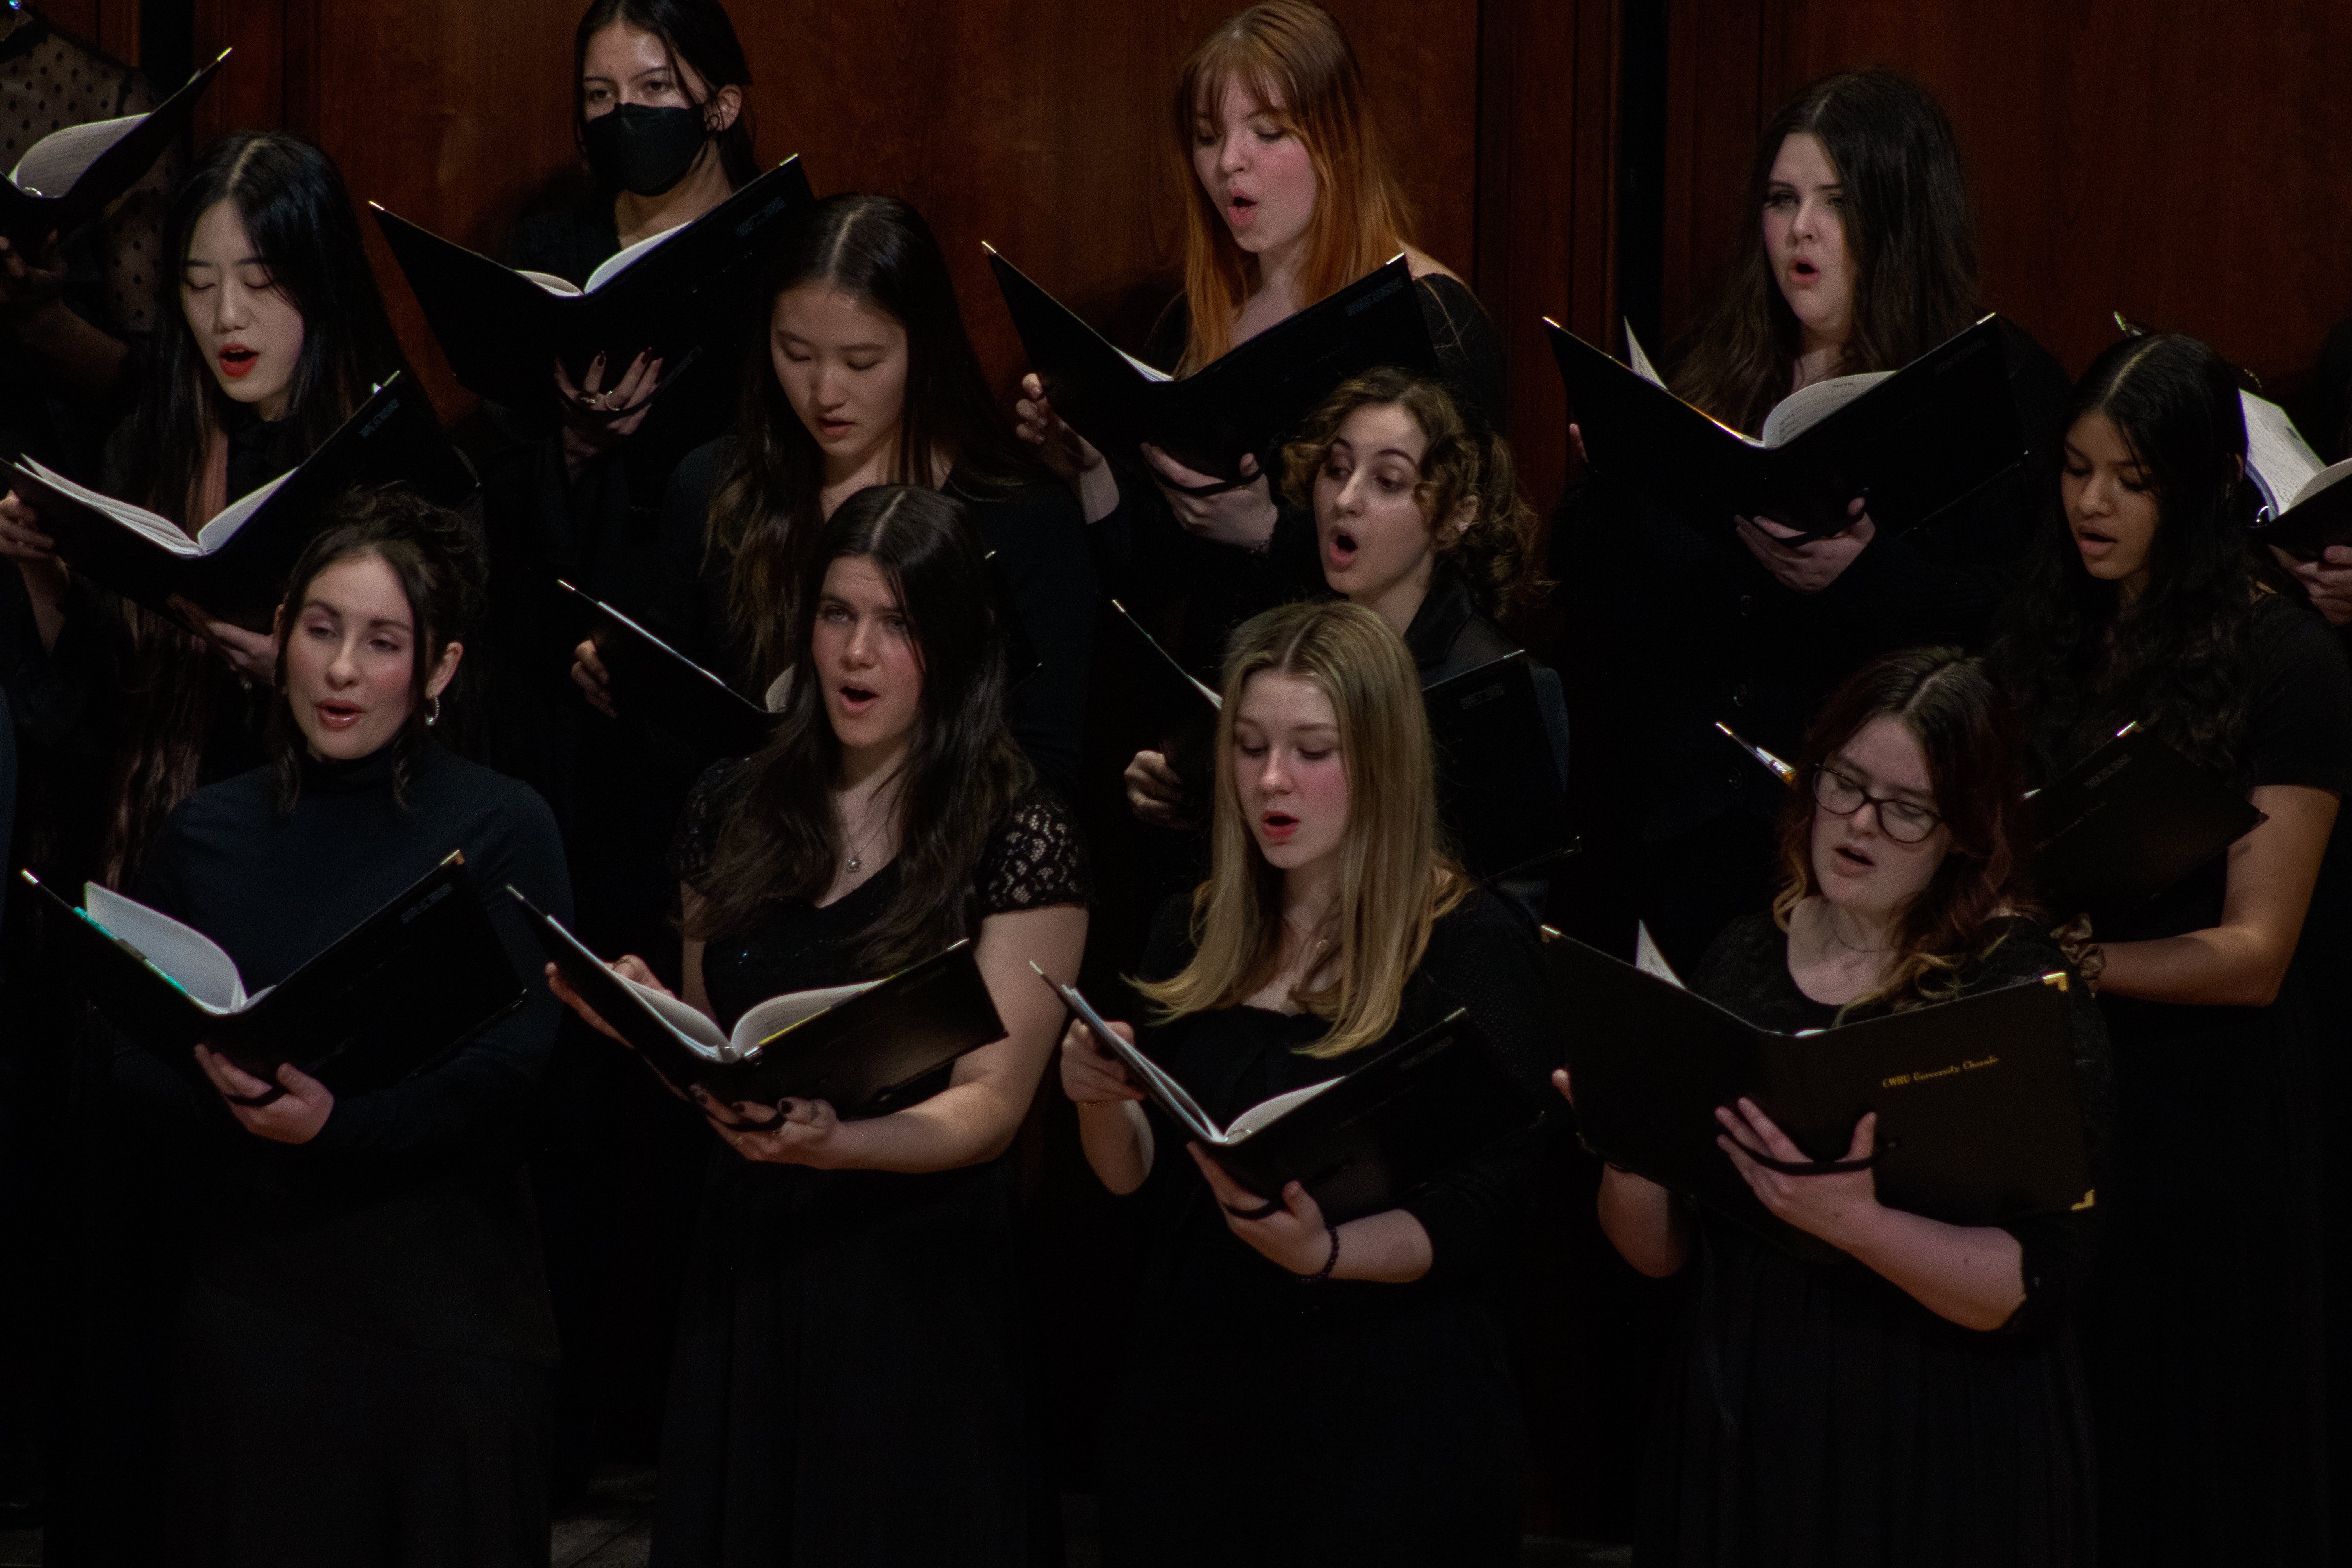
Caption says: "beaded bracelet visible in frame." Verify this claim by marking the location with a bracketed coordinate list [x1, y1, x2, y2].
[1294, 1223, 1340, 1284]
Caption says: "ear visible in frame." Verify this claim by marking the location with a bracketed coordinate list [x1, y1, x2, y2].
[425, 638, 464, 702]
[2231, 451, 2245, 482]
[1434, 494, 1479, 549]
[271, 599, 288, 641]
[705, 84, 743, 134]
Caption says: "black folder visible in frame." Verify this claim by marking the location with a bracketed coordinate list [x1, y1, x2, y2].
[373, 156, 816, 409]
[518, 891, 1008, 1119]
[25, 852, 525, 1095]
[2031, 723, 2263, 912]
[989, 248, 1438, 483]
[0, 49, 227, 246]
[1108, 597, 1221, 819]
[1544, 314, 2024, 541]
[1043, 971, 1547, 1226]
[558, 579, 777, 759]
[1545, 932, 2092, 1234]
[10, 374, 476, 625]
[1425, 653, 1576, 882]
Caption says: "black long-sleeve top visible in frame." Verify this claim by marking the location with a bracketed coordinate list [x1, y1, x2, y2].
[1092, 275, 1510, 677]
[1120, 883, 1556, 1320]
[103, 740, 571, 1362]
[652, 433, 1098, 805]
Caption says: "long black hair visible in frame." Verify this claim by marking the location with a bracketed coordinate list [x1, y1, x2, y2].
[688, 485, 1032, 973]
[103, 131, 415, 885]
[1989, 333, 2278, 786]
[126, 130, 414, 522]
[706, 194, 1050, 686]
[267, 488, 488, 811]
[1674, 69, 1982, 435]
[572, 0, 757, 190]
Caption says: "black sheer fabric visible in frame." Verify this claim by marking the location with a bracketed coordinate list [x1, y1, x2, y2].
[1094, 886, 1552, 1568]
[1634, 912, 2107, 1568]
[2012, 591, 2352, 1567]
[651, 764, 1085, 1565]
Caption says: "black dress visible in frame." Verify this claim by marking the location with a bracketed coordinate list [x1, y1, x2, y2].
[2018, 594, 2352, 1567]
[1557, 320, 2073, 971]
[103, 739, 571, 1566]
[653, 762, 1091, 1566]
[1638, 913, 2110, 1567]
[1096, 887, 1554, 1568]
[654, 435, 1099, 805]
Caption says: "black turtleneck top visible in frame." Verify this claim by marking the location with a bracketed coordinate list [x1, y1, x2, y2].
[105, 739, 571, 1362]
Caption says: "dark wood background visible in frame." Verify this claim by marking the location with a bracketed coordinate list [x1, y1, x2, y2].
[1661, 0, 2352, 391]
[48, 0, 2352, 1542]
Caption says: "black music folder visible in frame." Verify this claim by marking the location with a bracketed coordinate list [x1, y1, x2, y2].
[1042, 969, 1547, 1226]
[2031, 723, 2263, 912]
[989, 248, 1438, 482]
[1108, 597, 1221, 816]
[373, 155, 816, 409]
[1425, 653, 1575, 882]
[26, 852, 525, 1094]
[1546, 929, 2092, 1237]
[558, 580, 777, 759]
[0, 49, 226, 246]
[520, 892, 1007, 1119]
[2238, 389, 2352, 558]
[1545, 314, 2024, 541]
[9, 374, 476, 625]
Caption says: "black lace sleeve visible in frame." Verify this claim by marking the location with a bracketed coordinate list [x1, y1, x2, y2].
[975, 786, 1091, 916]
[666, 757, 751, 892]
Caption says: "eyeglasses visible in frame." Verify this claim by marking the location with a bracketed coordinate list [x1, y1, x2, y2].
[1812, 765, 1944, 844]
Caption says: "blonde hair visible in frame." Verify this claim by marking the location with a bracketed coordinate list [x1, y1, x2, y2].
[1136, 600, 1466, 1058]
[1169, 2, 1414, 371]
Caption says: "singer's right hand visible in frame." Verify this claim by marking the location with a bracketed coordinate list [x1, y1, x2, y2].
[572, 637, 616, 717]
[1059, 1015, 1142, 1105]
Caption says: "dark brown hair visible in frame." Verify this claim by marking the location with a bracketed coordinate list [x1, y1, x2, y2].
[1988, 333, 2273, 790]
[705, 194, 1048, 688]
[1279, 367, 1546, 624]
[1673, 69, 1982, 435]
[687, 485, 1032, 973]
[101, 131, 416, 886]
[572, 0, 757, 188]
[265, 487, 487, 812]
[1770, 647, 2042, 1016]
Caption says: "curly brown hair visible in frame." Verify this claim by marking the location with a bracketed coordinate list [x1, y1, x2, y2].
[1278, 367, 1546, 623]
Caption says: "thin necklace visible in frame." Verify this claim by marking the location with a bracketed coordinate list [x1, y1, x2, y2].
[843, 794, 892, 874]
[1826, 907, 1891, 956]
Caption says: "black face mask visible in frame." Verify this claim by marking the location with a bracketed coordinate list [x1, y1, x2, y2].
[582, 103, 709, 197]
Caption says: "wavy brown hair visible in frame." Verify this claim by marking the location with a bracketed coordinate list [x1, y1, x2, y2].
[686, 486, 1032, 974]
[1987, 333, 2276, 792]
[1770, 647, 2043, 1017]
[1136, 599, 1466, 1059]
[1673, 69, 1982, 435]
[1170, 2, 1415, 371]
[1279, 367, 1547, 624]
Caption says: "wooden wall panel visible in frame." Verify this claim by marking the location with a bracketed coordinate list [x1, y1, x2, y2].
[39, 0, 139, 63]
[1474, 0, 1621, 509]
[1662, 0, 2352, 386]
[196, 0, 1485, 424]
